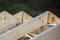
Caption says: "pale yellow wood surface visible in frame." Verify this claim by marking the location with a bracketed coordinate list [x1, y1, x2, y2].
[0, 11, 33, 34]
[29, 24, 60, 40]
[0, 11, 12, 21]
[47, 11, 60, 24]
[0, 11, 48, 40]
[0, 11, 60, 40]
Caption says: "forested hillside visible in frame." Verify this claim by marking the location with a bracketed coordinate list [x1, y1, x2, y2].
[0, 0, 60, 17]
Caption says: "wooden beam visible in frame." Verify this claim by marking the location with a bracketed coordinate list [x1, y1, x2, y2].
[0, 11, 48, 40]
[29, 24, 60, 40]
[0, 11, 33, 33]
[0, 11, 60, 40]
[0, 11, 12, 21]
[47, 11, 60, 24]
